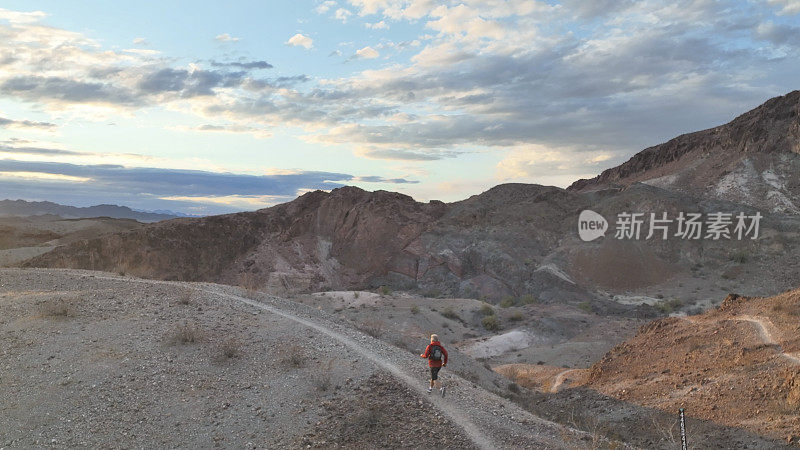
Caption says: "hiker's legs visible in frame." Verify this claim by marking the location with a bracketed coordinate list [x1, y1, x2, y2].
[430, 366, 441, 388]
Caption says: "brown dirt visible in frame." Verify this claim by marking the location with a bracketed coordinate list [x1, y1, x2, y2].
[581, 289, 800, 443]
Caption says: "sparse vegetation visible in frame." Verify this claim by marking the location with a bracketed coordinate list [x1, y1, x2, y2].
[520, 294, 537, 305]
[482, 314, 501, 331]
[508, 382, 520, 393]
[279, 345, 306, 368]
[239, 272, 261, 297]
[654, 298, 683, 314]
[578, 301, 592, 313]
[313, 359, 335, 391]
[410, 305, 420, 314]
[771, 301, 800, 316]
[170, 322, 202, 344]
[378, 285, 391, 296]
[177, 291, 193, 305]
[353, 291, 360, 299]
[358, 320, 386, 338]
[441, 307, 460, 320]
[217, 338, 242, 359]
[39, 297, 78, 318]
[478, 303, 494, 316]
[509, 312, 524, 321]
[500, 296, 516, 308]
[729, 251, 748, 264]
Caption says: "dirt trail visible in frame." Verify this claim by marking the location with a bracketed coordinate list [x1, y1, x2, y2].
[682, 314, 800, 365]
[734, 315, 800, 365]
[74, 271, 591, 449]
[550, 369, 581, 393]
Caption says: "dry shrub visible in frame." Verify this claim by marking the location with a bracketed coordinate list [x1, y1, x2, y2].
[771, 301, 800, 316]
[39, 297, 78, 318]
[358, 320, 386, 339]
[170, 322, 203, 344]
[239, 272, 261, 297]
[177, 290, 193, 306]
[218, 338, 242, 359]
[313, 359, 335, 392]
[279, 344, 306, 368]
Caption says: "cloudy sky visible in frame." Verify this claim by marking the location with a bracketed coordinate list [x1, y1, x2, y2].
[1, 1, 798, 215]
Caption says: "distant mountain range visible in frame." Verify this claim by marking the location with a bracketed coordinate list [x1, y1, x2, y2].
[20, 91, 800, 303]
[0, 199, 186, 223]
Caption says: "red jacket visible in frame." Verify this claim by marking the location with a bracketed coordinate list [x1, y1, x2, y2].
[421, 341, 448, 368]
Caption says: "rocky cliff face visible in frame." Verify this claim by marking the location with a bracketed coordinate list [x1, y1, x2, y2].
[21, 92, 800, 305]
[569, 90, 800, 213]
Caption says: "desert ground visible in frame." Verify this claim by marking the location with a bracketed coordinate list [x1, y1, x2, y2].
[2, 268, 794, 449]
[1, 268, 604, 449]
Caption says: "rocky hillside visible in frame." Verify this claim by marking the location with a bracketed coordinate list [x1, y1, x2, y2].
[569, 90, 800, 214]
[19, 92, 800, 304]
[582, 288, 800, 443]
[0, 199, 181, 222]
[21, 181, 800, 309]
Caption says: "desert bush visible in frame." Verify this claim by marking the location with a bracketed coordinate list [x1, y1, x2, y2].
[509, 312, 524, 321]
[424, 288, 442, 298]
[520, 294, 538, 305]
[378, 285, 391, 296]
[313, 359, 335, 391]
[177, 290, 193, 306]
[358, 320, 386, 338]
[771, 302, 800, 316]
[500, 296, 516, 308]
[482, 314, 501, 331]
[508, 382, 520, 393]
[441, 307, 460, 320]
[655, 298, 683, 314]
[729, 251, 748, 264]
[578, 301, 592, 313]
[170, 322, 202, 344]
[410, 305, 420, 314]
[39, 298, 78, 318]
[239, 272, 261, 297]
[218, 338, 242, 359]
[279, 345, 306, 368]
[478, 303, 494, 316]
[353, 291, 360, 299]
[313, 373, 332, 392]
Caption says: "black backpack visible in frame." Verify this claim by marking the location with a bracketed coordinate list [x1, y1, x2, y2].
[430, 344, 443, 361]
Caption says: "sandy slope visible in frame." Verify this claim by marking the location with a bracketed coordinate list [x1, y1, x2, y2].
[0, 268, 606, 449]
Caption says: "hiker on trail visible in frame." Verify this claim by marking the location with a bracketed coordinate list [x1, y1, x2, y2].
[421, 333, 448, 396]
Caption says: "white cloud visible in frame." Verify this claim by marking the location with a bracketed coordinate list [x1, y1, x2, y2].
[768, 0, 800, 15]
[286, 33, 314, 49]
[132, 37, 148, 45]
[315, 1, 337, 14]
[0, 8, 48, 24]
[214, 33, 240, 43]
[496, 145, 617, 187]
[355, 45, 380, 59]
[365, 20, 388, 29]
[335, 8, 353, 22]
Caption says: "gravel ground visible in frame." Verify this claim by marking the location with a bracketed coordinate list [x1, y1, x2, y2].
[0, 268, 604, 449]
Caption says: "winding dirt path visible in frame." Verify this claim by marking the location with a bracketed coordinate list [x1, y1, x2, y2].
[733, 315, 800, 365]
[67, 271, 590, 449]
[681, 314, 800, 365]
[550, 368, 580, 393]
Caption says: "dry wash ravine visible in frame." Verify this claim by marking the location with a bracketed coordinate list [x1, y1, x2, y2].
[58, 269, 598, 449]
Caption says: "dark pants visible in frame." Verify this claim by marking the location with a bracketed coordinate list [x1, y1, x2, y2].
[430, 366, 441, 381]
